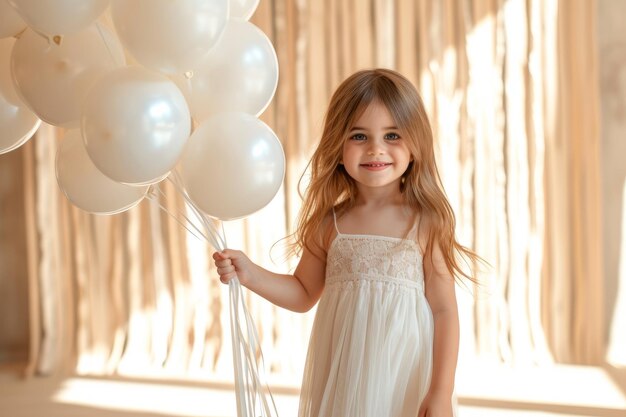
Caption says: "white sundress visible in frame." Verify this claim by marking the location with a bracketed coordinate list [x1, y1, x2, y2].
[298, 212, 434, 417]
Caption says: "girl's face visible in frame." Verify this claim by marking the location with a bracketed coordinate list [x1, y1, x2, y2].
[341, 100, 413, 194]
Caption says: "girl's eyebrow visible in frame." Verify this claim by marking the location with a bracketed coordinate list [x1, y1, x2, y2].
[350, 126, 399, 131]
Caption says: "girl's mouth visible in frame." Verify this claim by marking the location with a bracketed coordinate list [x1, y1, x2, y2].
[360, 162, 392, 170]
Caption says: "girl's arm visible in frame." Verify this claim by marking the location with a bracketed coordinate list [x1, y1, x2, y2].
[212, 243, 327, 313]
[419, 241, 459, 416]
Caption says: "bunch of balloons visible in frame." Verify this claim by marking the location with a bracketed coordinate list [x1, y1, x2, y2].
[0, 0, 284, 221]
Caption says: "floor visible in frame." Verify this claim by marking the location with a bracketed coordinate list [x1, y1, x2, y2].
[1, 362, 626, 417]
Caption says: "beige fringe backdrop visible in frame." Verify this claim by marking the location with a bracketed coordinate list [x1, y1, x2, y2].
[0, 0, 604, 381]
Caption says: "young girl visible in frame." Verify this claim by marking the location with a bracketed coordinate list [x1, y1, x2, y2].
[213, 68, 478, 417]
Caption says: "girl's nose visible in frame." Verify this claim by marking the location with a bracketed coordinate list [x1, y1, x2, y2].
[367, 144, 385, 156]
[367, 137, 387, 155]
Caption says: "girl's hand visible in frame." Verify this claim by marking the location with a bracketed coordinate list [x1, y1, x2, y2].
[212, 249, 255, 286]
[417, 389, 454, 417]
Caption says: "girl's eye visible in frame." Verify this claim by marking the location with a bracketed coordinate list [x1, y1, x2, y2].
[385, 132, 400, 140]
[350, 133, 367, 141]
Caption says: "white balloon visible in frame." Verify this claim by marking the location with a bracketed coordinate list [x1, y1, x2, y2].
[229, 0, 260, 20]
[111, 0, 228, 74]
[11, 25, 125, 127]
[0, 1, 26, 38]
[82, 66, 191, 186]
[0, 93, 40, 155]
[56, 129, 148, 215]
[174, 20, 278, 122]
[0, 37, 21, 106]
[0, 37, 39, 154]
[7, 0, 109, 36]
[179, 112, 285, 220]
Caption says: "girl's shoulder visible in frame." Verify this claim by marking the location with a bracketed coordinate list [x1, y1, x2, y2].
[323, 210, 338, 243]
[309, 210, 338, 256]
[414, 211, 449, 261]
[415, 212, 430, 255]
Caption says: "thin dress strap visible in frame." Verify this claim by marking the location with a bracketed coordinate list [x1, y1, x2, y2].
[405, 213, 420, 241]
[410, 218, 425, 255]
[332, 207, 341, 235]
[407, 219, 418, 236]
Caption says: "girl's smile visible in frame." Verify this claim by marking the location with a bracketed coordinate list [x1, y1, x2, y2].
[360, 161, 392, 170]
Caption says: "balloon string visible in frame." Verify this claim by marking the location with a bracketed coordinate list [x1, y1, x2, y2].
[221, 224, 279, 417]
[157, 171, 279, 417]
[148, 180, 222, 250]
[166, 171, 225, 249]
[95, 21, 120, 66]
[168, 170, 218, 238]
[29, 27, 52, 43]
[229, 276, 279, 417]
[145, 187, 216, 247]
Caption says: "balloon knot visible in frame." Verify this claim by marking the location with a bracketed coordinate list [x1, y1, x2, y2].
[184, 71, 194, 79]
[52, 35, 63, 46]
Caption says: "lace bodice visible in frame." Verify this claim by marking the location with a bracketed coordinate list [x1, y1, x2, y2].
[326, 234, 424, 290]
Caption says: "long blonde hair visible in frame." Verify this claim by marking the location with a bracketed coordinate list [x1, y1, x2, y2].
[293, 68, 478, 282]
